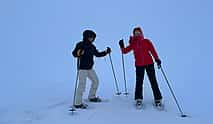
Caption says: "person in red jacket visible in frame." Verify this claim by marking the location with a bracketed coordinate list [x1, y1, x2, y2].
[119, 27, 163, 107]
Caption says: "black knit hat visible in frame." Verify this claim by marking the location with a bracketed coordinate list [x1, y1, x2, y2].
[83, 30, 96, 40]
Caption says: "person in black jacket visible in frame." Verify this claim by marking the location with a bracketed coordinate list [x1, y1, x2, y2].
[72, 30, 111, 109]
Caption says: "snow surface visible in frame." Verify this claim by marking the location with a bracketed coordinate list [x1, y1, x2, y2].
[0, 0, 213, 124]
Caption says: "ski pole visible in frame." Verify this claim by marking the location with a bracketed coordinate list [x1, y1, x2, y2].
[109, 53, 121, 95]
[70, 58, 80, 114]
[121, 53, 128, 95]
[160, 66, 187, 117]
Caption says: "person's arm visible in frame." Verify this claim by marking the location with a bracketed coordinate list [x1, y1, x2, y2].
[148, 39, 162, 68]
[148, 40, 159, 60]
[122, 44, 133, 54]
[72, 42, 83, 57]
[93, 46, 108, 57]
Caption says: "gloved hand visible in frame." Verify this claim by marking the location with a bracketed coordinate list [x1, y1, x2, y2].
[106, 47, 111, 54]
[77, 49, 84, 57]
[119, 39, 124, 48]
[156, 59, 162, 69]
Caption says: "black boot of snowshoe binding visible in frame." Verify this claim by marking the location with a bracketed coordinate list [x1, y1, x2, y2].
[89, 97, 102, 103]
[74, 103, 88, 109]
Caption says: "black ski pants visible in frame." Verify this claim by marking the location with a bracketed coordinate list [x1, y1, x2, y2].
[135, 64, 162, 101]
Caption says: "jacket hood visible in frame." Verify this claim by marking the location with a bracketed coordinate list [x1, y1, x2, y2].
[83, 30, 96, 41]
[133, 27, 144, 39]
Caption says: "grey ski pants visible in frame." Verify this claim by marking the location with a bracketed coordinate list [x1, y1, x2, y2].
[75, 69, 99, 105]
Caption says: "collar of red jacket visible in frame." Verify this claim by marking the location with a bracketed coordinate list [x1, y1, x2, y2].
[130, 35, 144, 44]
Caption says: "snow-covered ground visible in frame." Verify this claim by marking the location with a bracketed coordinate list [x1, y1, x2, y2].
[0, 84, 211, 124]
[1, 0, 213, 124]
[0, 56, 212, 124]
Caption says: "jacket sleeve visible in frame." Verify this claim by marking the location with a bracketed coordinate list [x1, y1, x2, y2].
[93, 46, 107, 57]
[72, 42, 82, 58]
[148, 40, 159, 60]
[121, 43, 133, 54]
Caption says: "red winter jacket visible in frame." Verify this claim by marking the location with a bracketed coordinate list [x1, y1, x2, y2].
[121, 35, 159, 67]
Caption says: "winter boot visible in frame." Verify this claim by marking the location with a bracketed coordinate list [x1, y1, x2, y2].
[89, 96, 102, 103]
[74, 103, 88, 109]
[136, 99, 143, 109]
[154, 99, 162, 107]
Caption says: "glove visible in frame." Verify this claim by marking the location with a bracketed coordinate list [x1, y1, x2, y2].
[106, 47, 111, 54]
[156, 59, 162, 68]
[77, 49, 84, 57]
[119, 39, 124, 48]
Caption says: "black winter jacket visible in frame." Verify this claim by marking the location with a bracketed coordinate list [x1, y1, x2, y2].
[72, 41, 107, 69]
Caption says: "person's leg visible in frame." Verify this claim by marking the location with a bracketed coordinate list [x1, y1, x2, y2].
[75, 70, 87, 105]
[146, 64, 162, 101]
[135, 66, 145, 100]
[87, 69, 99, 99]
